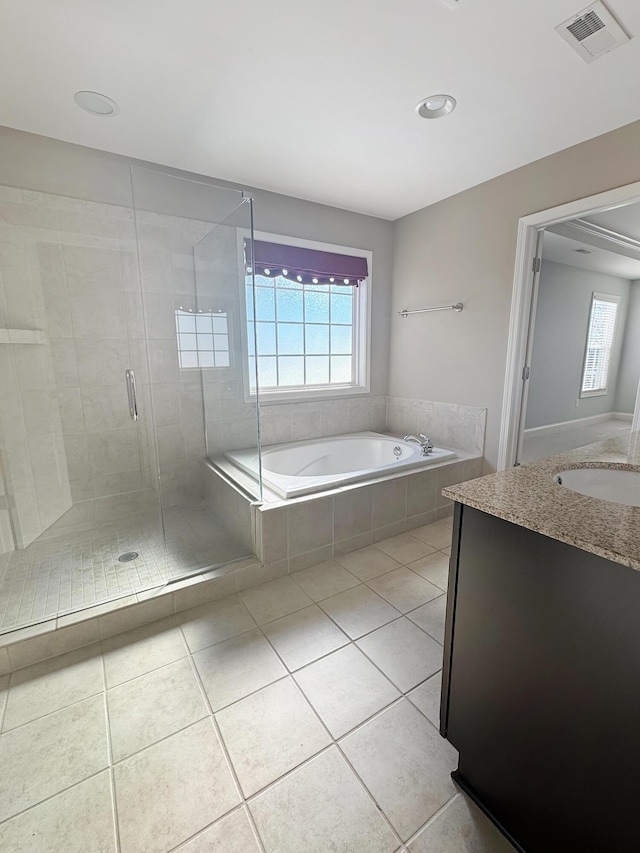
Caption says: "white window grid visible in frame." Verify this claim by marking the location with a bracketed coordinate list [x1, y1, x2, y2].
[175, 309, 230, 369]
[246, 275, 355, 390]
[580, 292, 619, 396]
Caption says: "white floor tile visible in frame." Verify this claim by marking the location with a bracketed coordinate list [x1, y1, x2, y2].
[239, 577, 313, 625]
[3, 643, 103, 731]
[410, 522, 453, 551]
[334, 545, 403, 581]
[407, 551, 450, 591]
[178, 807, 262, 852]
[375, 533, 437, 564]
[179, 595, 256, 653]
[292, 559, 360, 601]
[107, 657, 208, 761]
[193, 628, 286, 711]
[341, 699, 457, 841]
[408, 672, 442, 728]
[295, 644, 400, 738]
[249, 747, 398, 853]
[407, 595, 447, 644]
[216, 678, 330, 796]
[0, 770, 116, 853]
[368, 567, 443, 613]
[102, 617, 187, 687]
[357, 617, 443, 692]
[0, 694, 109, 822]
[408, 793, 517, 852]
[320, 585, 401, 640]
[261, 604, 349, 670]
[114, 718, 240, 853]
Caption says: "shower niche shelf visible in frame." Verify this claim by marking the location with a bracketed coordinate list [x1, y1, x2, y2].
[0, 328, 47, 345]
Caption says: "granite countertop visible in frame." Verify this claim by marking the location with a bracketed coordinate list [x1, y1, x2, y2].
[443, 432, 640, 571]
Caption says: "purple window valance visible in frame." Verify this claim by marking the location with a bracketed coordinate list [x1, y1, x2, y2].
[244, 239, 368, 286]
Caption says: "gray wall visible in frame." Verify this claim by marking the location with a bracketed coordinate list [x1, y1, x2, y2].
[615, 280, 640, 414]
[390, 119, 640, 471]
[525, 261, 630, 429]
[0, 125, 393, 397]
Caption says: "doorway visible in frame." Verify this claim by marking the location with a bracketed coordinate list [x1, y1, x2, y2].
[499, 180, 640, 469]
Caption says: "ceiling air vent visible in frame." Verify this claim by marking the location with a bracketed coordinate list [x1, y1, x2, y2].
[556, 1, 630, 63]
[575, 248, 594, 254]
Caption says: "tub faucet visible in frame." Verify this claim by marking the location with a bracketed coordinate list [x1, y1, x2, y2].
[403, 434, 434, 455]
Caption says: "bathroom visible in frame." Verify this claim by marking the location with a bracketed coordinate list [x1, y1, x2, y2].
[1, 1, 640, 850]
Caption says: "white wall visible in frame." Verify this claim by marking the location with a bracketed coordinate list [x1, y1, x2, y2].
[615, 280, 640, 415]
[525, 261, 630, 429]
[390, 119, 640, 471]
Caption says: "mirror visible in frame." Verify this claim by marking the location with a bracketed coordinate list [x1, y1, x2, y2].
[520, 200, 640, 464]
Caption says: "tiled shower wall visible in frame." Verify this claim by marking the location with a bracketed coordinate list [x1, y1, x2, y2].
[0, 188, 74, 548]
[0, 184, 233, 550]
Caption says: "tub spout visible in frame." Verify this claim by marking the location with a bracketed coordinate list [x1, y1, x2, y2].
[403, 434, 434, 455]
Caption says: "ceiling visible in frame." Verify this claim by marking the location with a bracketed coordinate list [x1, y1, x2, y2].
[1, 0, 639, 220]
[543, 231, 640, 278]
[544, 199, 640, 279]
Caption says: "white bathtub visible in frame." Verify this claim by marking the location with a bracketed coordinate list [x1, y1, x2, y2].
[226, 431, 456, 499]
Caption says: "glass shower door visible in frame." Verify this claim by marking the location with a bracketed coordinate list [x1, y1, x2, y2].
[130, 167, 260, 582]
[0, 184, 166, 632]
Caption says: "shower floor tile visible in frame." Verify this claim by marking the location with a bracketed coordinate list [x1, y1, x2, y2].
[0, 504, 248, 634]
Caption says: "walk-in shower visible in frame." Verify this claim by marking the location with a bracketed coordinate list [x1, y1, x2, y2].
[0, 168, 261, 634]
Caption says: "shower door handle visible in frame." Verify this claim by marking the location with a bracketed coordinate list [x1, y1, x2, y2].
[125, 369, 138, 421]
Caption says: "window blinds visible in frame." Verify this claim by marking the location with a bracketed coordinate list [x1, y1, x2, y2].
[581, 293, 619, 394]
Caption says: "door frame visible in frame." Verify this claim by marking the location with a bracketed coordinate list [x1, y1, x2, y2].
[498, 179, 640, 470]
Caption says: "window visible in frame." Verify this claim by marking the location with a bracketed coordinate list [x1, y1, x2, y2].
[243, 235, 371, 398]
[175, 309, 230, 368]
[580, 292, 619, 396]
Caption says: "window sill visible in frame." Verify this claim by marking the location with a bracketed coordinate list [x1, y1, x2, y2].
[580, 389, 608, 399]
[248, 384, 370, 404]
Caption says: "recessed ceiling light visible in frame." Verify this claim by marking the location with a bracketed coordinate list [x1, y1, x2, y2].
[416, 94, 457, 119]
[73, 91, 119, 117]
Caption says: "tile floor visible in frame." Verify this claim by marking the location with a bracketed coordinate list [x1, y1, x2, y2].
[0, 519, 515, 852]
[520, 416, 631, 464]
[0, 504, 248, 634]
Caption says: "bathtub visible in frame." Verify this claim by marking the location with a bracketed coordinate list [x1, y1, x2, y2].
[226, 431, 456, 499]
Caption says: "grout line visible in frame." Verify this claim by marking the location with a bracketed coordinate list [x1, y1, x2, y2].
[202, 599, 407, 853]
[242, 741, 336, 803]
[0, 670, 11, 734]
[403, 791, 461, 848]
[0, 682, 106, 736]
[166, 803, 253, 852]
[101, 654, 122, 852]
[184, 646, 268, 853]
[0, 766, 111, 831]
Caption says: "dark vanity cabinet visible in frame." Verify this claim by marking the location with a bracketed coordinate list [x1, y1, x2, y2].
[440, 504, 640, 853]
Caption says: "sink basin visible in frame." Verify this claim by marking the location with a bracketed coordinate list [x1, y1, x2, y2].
[554, 468, 640, 506]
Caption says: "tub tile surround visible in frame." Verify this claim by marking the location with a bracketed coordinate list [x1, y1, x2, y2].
[254, 455, 483, 570]
[258, 394, 486, 456]
[248, 394, 486, 573]
[385, 396, 486, 458]
[0, 517, 514, 851]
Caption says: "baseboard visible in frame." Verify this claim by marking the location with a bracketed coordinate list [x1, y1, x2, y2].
[524, 412, 632, 438]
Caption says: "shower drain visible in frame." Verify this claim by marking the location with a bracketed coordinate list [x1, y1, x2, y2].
[118, 552, 139, 563]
